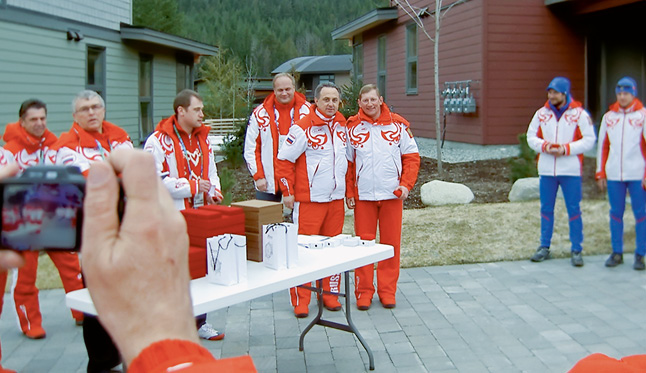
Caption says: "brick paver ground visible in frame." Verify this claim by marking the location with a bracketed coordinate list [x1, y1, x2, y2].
[1, 254, 645, 372]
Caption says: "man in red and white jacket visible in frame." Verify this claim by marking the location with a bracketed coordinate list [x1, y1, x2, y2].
[3, 99, 84, 340]
[0, 152, 17, 373]
[49, 90, 133, 373]
[244, 73, 311, 201]
[526, 77, 596, 267]
[276, 82, 348, 318]
[595, 76, 646, 270]
[144, 89, 224, 341]
[345, 84, 420, 310]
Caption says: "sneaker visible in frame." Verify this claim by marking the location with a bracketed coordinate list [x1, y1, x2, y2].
[634, 255, 645, 271]
[530, 247, 550, 262]
[571, 251, 584, 267]
[380, 297, 396, 309]
[356, 297, 372, 311]
[24, 326, 46, 339]
[605, 252, 623, 267]
[323, 297, 342, 312]
[197, 323, 225, 341]
[294, 304, 309, 318]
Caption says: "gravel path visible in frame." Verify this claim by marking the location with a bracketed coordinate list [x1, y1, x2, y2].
[415, 137, 519, 163]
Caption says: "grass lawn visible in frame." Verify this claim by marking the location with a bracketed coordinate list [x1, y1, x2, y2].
[28, 198, 628, 290]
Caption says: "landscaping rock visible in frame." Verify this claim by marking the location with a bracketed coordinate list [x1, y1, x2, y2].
[421, 180, 474, 206]
[508, 177, 540, 202]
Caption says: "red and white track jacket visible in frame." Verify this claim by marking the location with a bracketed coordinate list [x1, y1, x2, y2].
[596, 99, 646, 181]
[275, 109, 348, 203]
[346, 104, 421, 201]
[144, 115, 220, 211]
[48, 121, 133, 175]
[244, 92, 311, 194]
[0, 147, 14, 167]
[526, 101, 596, 176]
[2, 121, 57, 171]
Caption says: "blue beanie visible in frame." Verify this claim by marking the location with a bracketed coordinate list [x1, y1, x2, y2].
[616, 76, 637, 96]
[546, 77, 571, 96]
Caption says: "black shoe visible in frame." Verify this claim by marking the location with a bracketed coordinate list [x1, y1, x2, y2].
[530, 247, 550, 262]
[571, 251, 584, 267]
[634, 255, 645, 271]
[605, 253, 623, 267]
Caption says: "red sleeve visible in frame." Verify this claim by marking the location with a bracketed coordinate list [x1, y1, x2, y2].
[128, 339, 256, 373]
[275, 158, 295, 196]
[400, 153, 421, 191]
[345, 161, 356, 199]
[569, 353, 646, 373]
[596, 133, 610, 180]
[253, 135, 265, 181]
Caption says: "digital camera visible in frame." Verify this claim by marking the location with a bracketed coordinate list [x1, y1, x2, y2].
[0, 166, 85, 251]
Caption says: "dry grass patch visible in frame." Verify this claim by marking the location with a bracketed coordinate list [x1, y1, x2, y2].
[345, 199, 634, 267]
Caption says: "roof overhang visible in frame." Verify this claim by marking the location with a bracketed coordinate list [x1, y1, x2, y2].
[120, 24, 218, 56]
[545, 0, 644, 14]
[331, 7, 398, 40]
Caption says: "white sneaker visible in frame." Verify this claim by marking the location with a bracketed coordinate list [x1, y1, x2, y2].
[198, 323, 225, 340]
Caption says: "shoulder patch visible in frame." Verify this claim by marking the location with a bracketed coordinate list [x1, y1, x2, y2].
[286, 134, 296, 145]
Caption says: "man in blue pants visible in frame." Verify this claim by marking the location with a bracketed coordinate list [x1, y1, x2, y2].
[596, 76, 646, 270]
[526, 77, 596, 266]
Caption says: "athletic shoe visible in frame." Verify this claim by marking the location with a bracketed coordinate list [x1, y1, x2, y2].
[634, 255, 645, 271]
[294, 304, 309, 318]
[605, 252, 623, 267]
[197, 323, 225, 341]
[571, 251, 584, 267]
[356, 297, 372, 311]
[24, 326, 46, 339]
[530, 246, 550, 262]
[323, 297, 342, 311]
[380, 297, 396, 309]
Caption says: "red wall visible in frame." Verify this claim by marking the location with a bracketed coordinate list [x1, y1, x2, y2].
[360, 0, 585, 144]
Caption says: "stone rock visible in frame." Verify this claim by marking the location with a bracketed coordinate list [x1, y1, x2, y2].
[508, 177, 540, 202]
[421, 180, 474, 206]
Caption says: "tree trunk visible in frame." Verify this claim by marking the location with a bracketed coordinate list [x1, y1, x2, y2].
[434, 0, 443, 177]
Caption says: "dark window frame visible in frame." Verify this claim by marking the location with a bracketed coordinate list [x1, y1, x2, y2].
[139, 53, 153, 145]
[377, 34, 387, 100]
[86, 45, 106, 99]
[406, 23, 418, 95]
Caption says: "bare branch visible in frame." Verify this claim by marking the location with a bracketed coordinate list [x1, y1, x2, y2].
[440, 0, 471, 21]
[393, 0, 435, 43]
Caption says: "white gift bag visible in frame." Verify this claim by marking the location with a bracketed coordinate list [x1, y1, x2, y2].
[263, 223, 298, 270]
[206, 234, 247, 285]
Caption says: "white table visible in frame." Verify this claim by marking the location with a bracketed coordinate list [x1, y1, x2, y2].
[66, 243, 394, 370]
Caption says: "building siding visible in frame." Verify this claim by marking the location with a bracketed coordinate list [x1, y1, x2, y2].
[484, 0, 585, 144]
[7, 0, 131, 31]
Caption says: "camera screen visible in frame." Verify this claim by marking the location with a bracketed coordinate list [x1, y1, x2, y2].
[1, 183, 83, 250]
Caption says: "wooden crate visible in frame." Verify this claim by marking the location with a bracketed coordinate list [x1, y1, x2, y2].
[231, 200, 283, 262]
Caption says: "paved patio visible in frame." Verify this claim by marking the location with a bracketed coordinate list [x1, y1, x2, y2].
[1, 254, 645, 372]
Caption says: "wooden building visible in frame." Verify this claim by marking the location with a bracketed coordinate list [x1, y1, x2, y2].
[333, 0, 646, 145]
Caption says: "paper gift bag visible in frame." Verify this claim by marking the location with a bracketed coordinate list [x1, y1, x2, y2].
[206, 234, 247, 285]
[263, 223, 298, 270]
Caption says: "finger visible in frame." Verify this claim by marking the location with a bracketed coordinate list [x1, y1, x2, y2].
[0, 163, 19, 180]
[0, 251, 24, 270]
[81, 161, 120, 269]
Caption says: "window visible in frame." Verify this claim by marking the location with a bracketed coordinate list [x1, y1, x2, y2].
[87, 46, 106, 98]
[353, 35, 364, 82]
[377, 35, 387, 100]
[139, 54, 153, 144]
[176, 61, 192, 92]
[406, 24, 418, 95]
[319, 75, 335, 84]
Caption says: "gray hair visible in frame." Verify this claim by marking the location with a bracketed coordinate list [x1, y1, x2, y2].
[272, 73, 296, 88]
[72, 90, 105, 113]
[314, 82, 340, 99]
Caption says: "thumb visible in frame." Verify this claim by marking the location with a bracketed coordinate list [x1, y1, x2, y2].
[81, 162, 120, 267]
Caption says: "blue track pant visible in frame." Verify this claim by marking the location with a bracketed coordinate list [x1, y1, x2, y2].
[539, 175, 583, 252]
[607, 180, 646, 256]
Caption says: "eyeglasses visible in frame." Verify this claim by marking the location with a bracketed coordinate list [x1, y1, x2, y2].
[76, 104, 104, 114]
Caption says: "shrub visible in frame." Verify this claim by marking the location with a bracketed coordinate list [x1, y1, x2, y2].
[218, 167, 236, 206]
[339, 77, 363, 119]
[219, 117, 248, 168]
[507, 133, 538, 182]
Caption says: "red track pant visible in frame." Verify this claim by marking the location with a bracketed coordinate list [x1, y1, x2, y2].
[0, 270, 6, 368]
[12, 251, 83, 334]
[289, 199, 344, 308]
[354, 198, 403, 304]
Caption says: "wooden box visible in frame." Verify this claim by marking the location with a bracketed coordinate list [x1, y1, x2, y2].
[231, 200, 283, 261]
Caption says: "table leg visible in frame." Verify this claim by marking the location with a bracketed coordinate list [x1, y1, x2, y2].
[298, 272, 375, 370]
